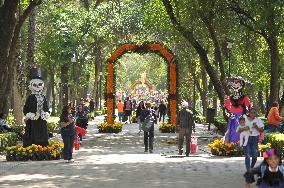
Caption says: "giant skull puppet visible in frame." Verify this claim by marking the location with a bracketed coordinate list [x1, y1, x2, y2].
[224, 77, 251, 144]
[23, 68, 50, 147]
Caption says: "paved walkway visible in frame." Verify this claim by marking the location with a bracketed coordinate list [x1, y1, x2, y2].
[0, 117, 259, 188]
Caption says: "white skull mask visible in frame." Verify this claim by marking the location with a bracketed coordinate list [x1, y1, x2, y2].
[29, 79, 44, 94]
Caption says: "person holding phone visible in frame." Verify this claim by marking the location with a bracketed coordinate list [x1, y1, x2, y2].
[243, 108, 264, 172]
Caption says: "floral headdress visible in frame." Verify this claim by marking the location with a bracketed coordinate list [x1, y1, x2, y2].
[263, 148, 275, 158]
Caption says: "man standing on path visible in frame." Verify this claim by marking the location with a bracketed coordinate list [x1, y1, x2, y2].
[140, 102, 157, 153]
[117, 100, 124, 122]
[177, 101, 195, 156]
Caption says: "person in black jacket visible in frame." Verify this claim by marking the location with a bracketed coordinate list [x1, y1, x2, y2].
[140, 102, 157, 153]
[158, 100, 167, 123]
[136, 101, 145, 133]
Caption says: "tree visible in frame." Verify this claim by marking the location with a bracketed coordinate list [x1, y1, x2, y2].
[0, 0, 42, 114]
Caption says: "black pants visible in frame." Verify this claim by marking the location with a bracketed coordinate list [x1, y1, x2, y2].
[159, 113, 166, 122]
[178, 128, 191, 155]
[61, 132, 75, 160]
[144, 126, 154, 150]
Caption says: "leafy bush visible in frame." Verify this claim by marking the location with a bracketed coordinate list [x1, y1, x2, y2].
[47, 116, 60, 134]
[131, 115, 137, 123]
[94, 111, 102, 116]
[0, 132, 18, 151]
[208, 139, 272, 157]
[97, 122, 123, 133]
[194, 115, 206, 124]
[208, 139, 243, 156]
[5, 141, 63, 161]
[265, 133, 284, 151]
[159, 123, 176, 133]
[213, 116, 227, 134]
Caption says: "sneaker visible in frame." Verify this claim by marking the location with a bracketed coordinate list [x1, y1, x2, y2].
[63, 160, 69, 163]
[149, 150, 153, 153]
[144, 150, 148, 153]
[68, 159, 75, 163]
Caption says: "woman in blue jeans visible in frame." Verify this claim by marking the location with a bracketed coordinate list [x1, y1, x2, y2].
[243, 108, 264, 172]
[60, 105, 76, 163]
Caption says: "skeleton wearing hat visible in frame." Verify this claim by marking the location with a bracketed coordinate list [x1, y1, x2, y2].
[224, 77, 251, 144]
[23, 68, 50, 147]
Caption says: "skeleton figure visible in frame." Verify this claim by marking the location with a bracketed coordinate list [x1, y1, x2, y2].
[224, 77, 251, 144]
[23, 68, 50, 147]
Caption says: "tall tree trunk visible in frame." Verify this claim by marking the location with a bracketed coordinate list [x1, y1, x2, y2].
[266, 34, 280, 108]
[257, 88, 265, 114]
[51, 72, 56, 115]
[200, 65, 208, 116]
[279, 90, 284, 114]
[0, 1, 41, 114]
[13, 33, 24, 125]
[60, 64, 69, 106]
[93, 46, 102, 111]
[27, 7, 36, 67]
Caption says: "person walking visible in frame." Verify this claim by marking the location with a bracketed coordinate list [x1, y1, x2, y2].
[136, 101, 145, 132]
[60, 105, 76, 163]
[89, 98, 95, 115]
[266, 101, 284, 133]
[176, 101, 195, 156]
[117, 100, 124, 122]
[123, 97, 133, 124]
[158, 100, 167, 123]
[243, 108, 264, 172]
[140, 102, 157, 153]
[75, 104, 88, 143]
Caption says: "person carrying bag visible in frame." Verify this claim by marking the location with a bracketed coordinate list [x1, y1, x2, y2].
[140, 102, 157, 153]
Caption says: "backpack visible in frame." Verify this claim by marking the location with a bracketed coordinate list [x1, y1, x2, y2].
[142, 114, 154, 132]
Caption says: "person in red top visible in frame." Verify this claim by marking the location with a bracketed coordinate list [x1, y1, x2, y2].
[266, 102, 284, 133]
[117, 100, 124, 122]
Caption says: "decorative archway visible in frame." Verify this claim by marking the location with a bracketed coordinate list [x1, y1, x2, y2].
[106, 43, 177, 125]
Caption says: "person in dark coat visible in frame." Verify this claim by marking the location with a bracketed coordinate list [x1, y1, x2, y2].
[136, 101, 145, 132]
[158, 100, 167, 123]
[140, 102, 157, 153]
[176, 101, 195, 156]
[23, 68, 50, 147]
[75, 104, 88, 142]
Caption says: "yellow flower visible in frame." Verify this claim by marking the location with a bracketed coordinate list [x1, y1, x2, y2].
[29, 150, 32, 153]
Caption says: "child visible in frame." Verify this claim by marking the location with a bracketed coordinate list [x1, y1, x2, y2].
[236, 116, 250, 147]
[244, 148, 284, 188]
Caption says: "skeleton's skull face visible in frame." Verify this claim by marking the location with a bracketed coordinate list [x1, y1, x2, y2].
[29, 79, 44, 94]
[227, 79, 244, 93]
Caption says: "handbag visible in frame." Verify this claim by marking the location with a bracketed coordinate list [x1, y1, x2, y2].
[142, 115, 154, 132]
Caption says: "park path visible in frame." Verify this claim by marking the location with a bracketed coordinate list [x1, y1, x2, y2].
[0, 117, 258, 188]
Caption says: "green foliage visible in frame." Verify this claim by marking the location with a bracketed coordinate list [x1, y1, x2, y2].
[213, 116, 227, 134]
[0, 132, 18, 151]
[194, 115, 206, 124]
[266, 133, 284, 151]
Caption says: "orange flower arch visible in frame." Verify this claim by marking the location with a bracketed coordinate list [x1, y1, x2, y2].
[106, 43, 177, 125]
